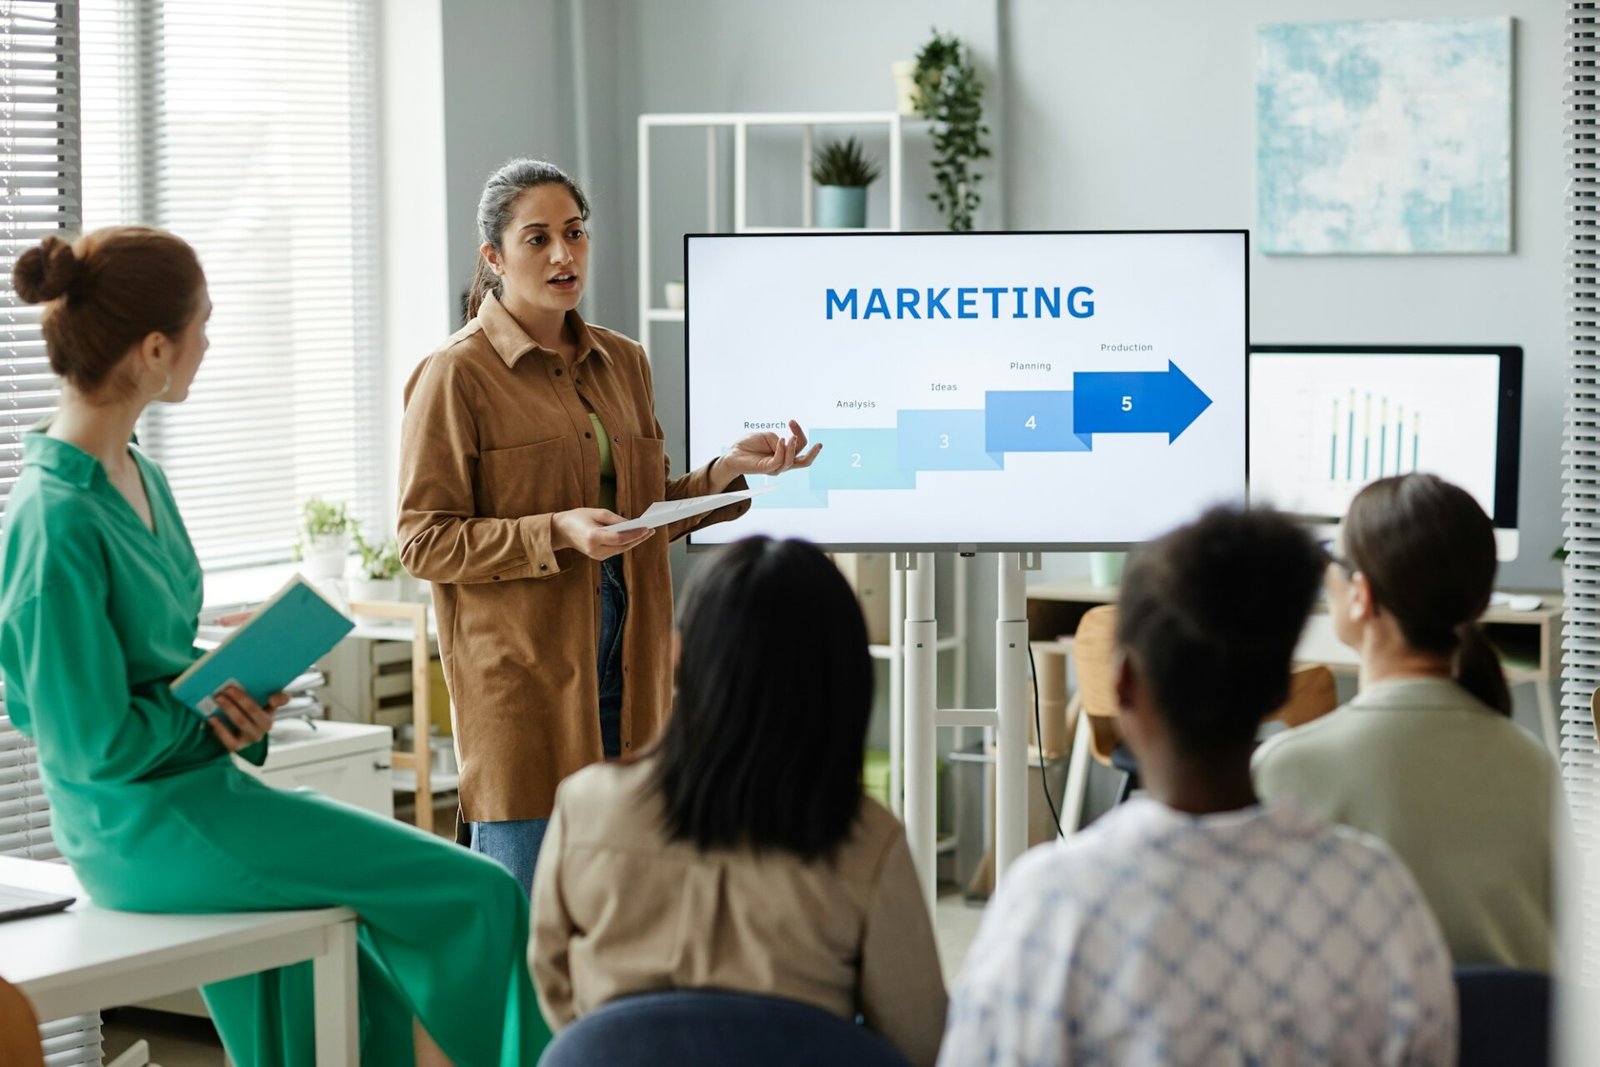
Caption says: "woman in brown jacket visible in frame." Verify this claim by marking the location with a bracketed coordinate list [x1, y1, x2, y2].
[398, 159, 817, 894]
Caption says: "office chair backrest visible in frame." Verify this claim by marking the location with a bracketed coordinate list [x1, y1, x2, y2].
[538, 990, 913, 1067]
[1454, 965, 1550, 1067]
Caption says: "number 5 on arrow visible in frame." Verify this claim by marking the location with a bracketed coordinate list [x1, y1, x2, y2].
[1122, 396, 1132, 412]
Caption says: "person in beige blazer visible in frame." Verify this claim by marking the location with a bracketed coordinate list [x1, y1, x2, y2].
[530, 537, 947, 1067]
[1254, 473, 1559, 971]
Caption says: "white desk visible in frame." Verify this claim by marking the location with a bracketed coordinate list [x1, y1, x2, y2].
[0, 856, 359, 1065]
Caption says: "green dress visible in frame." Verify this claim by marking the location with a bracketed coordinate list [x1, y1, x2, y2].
[0, 431, 549, 1066]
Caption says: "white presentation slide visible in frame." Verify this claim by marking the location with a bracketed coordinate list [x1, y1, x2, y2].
[1248, 352, 1501, 520]
[686, 231, 1247, 549]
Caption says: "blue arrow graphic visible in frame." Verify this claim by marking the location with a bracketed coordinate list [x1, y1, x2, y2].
[1072, 360, 1213, 444]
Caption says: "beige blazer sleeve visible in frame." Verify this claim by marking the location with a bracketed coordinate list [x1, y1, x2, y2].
[398, 354, 562, 584]
[859, 829, 948, 1067]
[529, 797, 578, 1031]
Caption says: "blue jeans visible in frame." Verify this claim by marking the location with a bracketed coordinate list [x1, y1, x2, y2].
[470, 557, 626, 896]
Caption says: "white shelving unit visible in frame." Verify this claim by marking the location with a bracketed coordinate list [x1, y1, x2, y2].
[636, 110, 905, 339]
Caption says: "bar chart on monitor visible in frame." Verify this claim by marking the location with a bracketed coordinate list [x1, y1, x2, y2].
[1248, 350, 1504, 522]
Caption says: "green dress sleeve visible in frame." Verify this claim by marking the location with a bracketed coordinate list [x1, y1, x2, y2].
[0, 549, 228, 785]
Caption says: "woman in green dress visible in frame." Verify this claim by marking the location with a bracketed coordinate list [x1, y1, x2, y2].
[0, 226, 547, 1065]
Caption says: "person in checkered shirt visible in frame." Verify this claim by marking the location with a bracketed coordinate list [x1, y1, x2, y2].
[939, 506, 1455, 1067]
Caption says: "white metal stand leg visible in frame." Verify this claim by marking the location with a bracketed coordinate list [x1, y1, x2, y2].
[313, 919, 359, 1066]
[904, 553, 938, 911]
[889, 560, 906, 818]
[905, 553, 1038, 904]
[993, 554, 1030, 884]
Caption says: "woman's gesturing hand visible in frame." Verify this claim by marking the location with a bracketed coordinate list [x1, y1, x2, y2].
[717, 419, 823, 479]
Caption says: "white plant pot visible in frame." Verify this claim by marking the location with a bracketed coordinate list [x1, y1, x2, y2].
[350, 576, 401, 603]
[302, 535, 349, 580]
[664, 280, 686, 310]
[891, 59, 918, 116]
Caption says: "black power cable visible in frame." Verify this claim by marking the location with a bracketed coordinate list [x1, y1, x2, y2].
[1025, 641, 1064, 838]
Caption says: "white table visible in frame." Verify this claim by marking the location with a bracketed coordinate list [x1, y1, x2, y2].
[0, 856, 359, 1065]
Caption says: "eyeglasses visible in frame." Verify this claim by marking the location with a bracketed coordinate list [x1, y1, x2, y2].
[1317, 538, 1355, 575]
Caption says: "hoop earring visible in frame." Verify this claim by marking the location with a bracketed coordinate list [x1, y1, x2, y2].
[147, 370, 172, 400]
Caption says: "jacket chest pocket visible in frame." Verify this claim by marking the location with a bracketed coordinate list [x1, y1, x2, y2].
[621, 435, 667, 516]
[479, 437, 582, 519]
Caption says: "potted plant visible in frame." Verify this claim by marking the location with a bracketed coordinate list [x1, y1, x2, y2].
[351, 531, 404, 602]
[295, 498, 354, 579]
[912, 30, 992, 232]
[811, 136, 882, 229]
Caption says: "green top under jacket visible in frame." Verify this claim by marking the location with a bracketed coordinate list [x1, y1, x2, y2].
[1253, 676, 1559, 972]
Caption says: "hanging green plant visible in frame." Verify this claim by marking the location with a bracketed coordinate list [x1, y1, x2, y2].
[911, 30, 991, 232]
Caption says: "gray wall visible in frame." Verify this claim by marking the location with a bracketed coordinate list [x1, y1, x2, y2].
[434, 0, 1566, 675]
[440, 1, 578, 325]
[1005, 0, 1564, 594]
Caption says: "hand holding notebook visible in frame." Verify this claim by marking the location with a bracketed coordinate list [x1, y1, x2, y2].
[171, 575, 354, 719]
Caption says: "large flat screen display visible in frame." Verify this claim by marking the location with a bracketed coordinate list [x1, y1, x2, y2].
[685, 230, 1248, 550]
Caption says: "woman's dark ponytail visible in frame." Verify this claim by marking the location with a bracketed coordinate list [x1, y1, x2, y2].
[1453, 622, 1512, 717]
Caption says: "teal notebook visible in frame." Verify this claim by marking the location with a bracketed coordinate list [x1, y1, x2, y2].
[171, 576, 354, 717]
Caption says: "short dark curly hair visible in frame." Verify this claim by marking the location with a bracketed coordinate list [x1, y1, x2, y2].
[1115, 506, 1324, 753]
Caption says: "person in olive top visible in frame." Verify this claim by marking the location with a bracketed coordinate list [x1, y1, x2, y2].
[1254, 473, 1560, 971]
[0, 227, 546, 1066]
[531, 537, 947, 1067]
[398, 159, 819, 894]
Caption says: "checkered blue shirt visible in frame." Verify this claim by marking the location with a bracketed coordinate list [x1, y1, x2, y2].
[939, 799, 1456, 1066]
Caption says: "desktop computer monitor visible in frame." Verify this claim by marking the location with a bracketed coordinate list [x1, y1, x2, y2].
[1247, 345, 1523, 560]
[685, 230, 1249, 551]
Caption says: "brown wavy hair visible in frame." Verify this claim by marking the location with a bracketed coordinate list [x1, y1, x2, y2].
[11, 227, 205, 397]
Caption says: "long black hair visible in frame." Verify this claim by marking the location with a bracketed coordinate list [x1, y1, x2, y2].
[1344, 474, 1510, 715]
[648, 537, 874, 861]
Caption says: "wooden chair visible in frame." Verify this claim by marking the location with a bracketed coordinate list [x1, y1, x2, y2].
[1070, 605, 1342, 806]
[1265, 664, 1339, 729]
[0, 976, 45, 1067]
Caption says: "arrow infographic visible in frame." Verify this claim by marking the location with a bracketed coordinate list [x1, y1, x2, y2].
[1072, 360, 1213, 443]
[755, 360, 1215, 508]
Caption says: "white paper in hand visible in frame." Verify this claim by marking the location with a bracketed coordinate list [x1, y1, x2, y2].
[607, 486, 774, 533]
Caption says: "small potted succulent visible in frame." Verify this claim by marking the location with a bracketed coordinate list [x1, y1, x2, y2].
[811, 136, 882, 229]
[351, 531, 404, 602]
[295, 498, 354, 580]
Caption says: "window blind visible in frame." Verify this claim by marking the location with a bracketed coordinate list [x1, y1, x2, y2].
[80, 0, 382, 569]
[1, 12, 99, 1060]
[1565, 0, 1600, 994]
[0, 0, 75, 861]
[1, 0, 78, 513]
